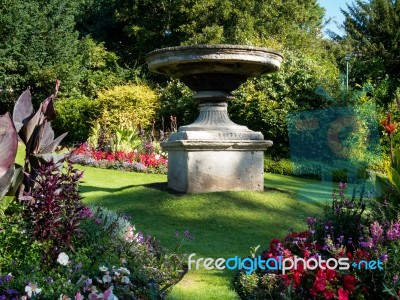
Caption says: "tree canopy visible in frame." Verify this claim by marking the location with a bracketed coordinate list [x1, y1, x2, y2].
[341, 0, 400, 102]
[0, 0, 83, 110]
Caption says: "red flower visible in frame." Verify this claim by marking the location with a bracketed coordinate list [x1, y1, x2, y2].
[385, 123, 396, 134]
[269, 239, 281, 252]
[323, 289, 335, 300]
[326, 268, 336, 282]
[338, 288, 349, 300]
[381, 113, 397, 135]
[293, 271, 302, 286]
[303, 249, 310, 258]
[343, 274, 357, 292]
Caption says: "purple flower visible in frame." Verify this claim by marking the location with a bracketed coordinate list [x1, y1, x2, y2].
[379, 253, 388, 262]
[307, 217, 316, 226]
[135, 232, 145, 244]
[386, 221, 400, 240]
[370, 221, 383, 245]
[184, 230, 195, 241]
[45, 277, 53, 284]
[81, 207, 93, 219]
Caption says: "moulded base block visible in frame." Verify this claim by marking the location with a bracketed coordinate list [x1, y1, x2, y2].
[162, 140, 272, 193]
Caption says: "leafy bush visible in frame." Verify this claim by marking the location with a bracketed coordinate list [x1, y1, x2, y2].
[264, 157, 294, 176]
[157, 80, 197, 128]
[21, 159, 84, 253]
[52, 96, 97, 145]
[95, 84, 159, 136]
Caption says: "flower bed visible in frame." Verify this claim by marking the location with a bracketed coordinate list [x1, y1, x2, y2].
[234, 183, 400, 299]
[0, 161, 187, 300]
[0, 87, 183, 300]
[69, 143, 168, 174]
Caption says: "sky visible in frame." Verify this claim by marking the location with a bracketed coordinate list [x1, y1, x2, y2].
[317, 0, 351, 36]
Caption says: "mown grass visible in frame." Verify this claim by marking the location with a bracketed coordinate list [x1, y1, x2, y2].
[77, 166, 328, 299]
[14, 144, 372, 299]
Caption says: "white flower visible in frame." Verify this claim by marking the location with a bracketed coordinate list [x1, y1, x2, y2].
[121, 276, 130, 284]
[25, 283, 42, 297]
[102, 274, 112, 283]
[118, 267, 130, 275]
[57, 252, 70, 266]
[99, 265, 108, 272]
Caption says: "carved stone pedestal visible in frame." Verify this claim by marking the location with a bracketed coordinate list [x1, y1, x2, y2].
[146, 45, 283, 193]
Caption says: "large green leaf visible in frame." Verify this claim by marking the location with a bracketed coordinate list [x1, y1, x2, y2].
[369, 170, 392, 199]
[0, 196, 15, 212]
[393, 148, 400, 173]
[12, 89, 34, 133]
[387, 166, 400, 195]
[0, 113, 18, 178]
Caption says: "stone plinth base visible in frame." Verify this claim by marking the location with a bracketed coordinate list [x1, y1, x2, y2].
[162, 140, 272, 193]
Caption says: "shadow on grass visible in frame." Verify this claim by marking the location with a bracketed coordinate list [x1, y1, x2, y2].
[80, 181, 325, 259]
[80, 181, 188, 196]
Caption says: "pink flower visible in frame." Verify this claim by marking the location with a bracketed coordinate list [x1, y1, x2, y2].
[75, 293, 83, 300]
[338, 288, 349, 300]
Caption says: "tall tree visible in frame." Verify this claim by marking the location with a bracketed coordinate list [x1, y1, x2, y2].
[77, 0, 327, 66]
[0, 0, 83, 111]
[342, 0, 400, 102]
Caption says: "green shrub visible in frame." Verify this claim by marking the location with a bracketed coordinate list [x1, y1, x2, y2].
[157, 80, 198, 128]
[264, 156, 294, 176]
[53, 96, 97, 145]
[95, 84, 159, 135]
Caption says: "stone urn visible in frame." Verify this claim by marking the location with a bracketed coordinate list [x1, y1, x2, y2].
[146, 44, 283, 193]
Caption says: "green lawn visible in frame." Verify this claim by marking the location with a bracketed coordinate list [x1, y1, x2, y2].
[77, 166, 330, 299]
[15, 144, 373, 299]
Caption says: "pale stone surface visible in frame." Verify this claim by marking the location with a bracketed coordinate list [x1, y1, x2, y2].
[145, 44, 282, 193]
[162, 140, 272, 193]
[146, 44, 283, 79]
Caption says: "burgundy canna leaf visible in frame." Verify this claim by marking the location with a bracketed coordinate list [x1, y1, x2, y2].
[41, 132, 68, 154]
[23, 106, 42, 145]
[0, 165, 14, 199]
[13, 89, 34, 133]
[41, 97, 57, 121]
[38, 121, 55, 151]
[0, 113, 18, 178]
